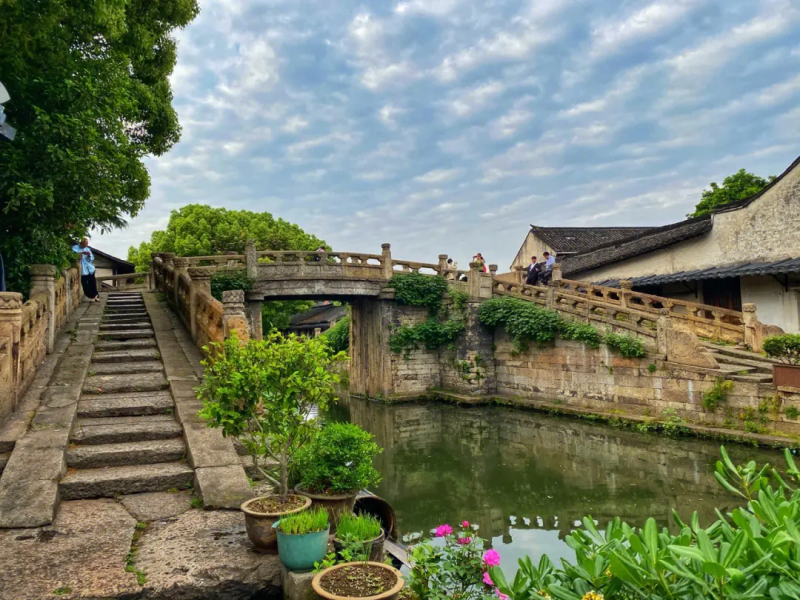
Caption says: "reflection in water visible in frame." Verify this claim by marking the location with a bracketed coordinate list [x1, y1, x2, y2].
[337, 399, 782, 570]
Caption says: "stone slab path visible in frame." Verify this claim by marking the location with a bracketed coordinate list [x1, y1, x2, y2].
[0, 292, 274, 600]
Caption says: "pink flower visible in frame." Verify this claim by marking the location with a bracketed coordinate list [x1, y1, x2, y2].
[483, 549, 501, 567]
[483, 572, 494, 587]
[461, 520, 470, 528]
[457, 537, 472, 545]
[495, 590, 509, 600]
[435, 524, 453, 537]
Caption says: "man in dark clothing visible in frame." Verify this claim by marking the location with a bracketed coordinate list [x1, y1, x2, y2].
[524, 256, 541, 285]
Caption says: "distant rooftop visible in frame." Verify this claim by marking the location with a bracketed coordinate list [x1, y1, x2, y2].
[530, 226, 657, 255]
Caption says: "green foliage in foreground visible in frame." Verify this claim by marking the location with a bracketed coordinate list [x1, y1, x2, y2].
[336, 513, 383, 541]
[478, 297, 646, 358]
[690, 169, 777, 218]
[1, 0, 198, 294]
[321, 314, 350, 354]
[197, 333, 346, 496]
[764, 334, 800, 366]
[293, 422, 382, 494]
[489, 446, 800, 600]
[278, 508, 329, 535]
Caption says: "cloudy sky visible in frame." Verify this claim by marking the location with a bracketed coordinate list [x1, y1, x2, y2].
[95, 0, 800, 269]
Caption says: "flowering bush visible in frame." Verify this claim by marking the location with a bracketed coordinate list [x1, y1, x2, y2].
[407, 522, 505, 600]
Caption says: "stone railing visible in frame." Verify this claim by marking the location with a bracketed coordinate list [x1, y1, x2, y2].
[152, 255, 250, 353]
[0, 265, 82, 419]
[96, 272, 151, 291]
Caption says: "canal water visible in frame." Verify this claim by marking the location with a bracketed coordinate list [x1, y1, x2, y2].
[335, 398, 784, 574]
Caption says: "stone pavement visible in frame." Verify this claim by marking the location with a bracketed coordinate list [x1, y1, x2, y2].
[0, 292, 276, 599]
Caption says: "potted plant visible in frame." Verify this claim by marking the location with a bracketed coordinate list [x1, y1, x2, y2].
[333, 513, 386, 563]
[764, 334, 800, 388]
[312, 557, 404, 600]
[198, 331, 346, 551]
[293, 422, 382, 524]
[274, 507, 330, 572]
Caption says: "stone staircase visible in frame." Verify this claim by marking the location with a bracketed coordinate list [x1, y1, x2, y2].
[59, 292, 193, 500]
[702, 342, 778, 384]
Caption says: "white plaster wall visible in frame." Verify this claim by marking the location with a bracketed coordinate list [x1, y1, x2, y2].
[511, 231, 555, 270]
[741, 276, 800, 333]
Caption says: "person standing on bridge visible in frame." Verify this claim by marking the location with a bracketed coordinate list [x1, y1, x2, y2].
[72, 238, 100, 302]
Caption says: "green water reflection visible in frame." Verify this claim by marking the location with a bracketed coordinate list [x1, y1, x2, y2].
[337, 399, 784, 571]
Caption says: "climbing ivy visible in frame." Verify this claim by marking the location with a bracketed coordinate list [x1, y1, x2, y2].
[389, 318, 465, 355]
[478, 296, 646, 358]
[388, 273, 450, 315]
[702, 378, 733, 412]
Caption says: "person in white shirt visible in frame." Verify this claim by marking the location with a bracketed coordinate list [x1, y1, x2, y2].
[71, 238, 100, 302]
[541, 252, 556, 285]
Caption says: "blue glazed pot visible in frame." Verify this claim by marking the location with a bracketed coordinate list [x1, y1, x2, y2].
[274, 521, 331, 572]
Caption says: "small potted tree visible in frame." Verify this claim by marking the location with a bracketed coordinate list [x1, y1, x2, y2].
[293, 422, 382, 524]
[333, 512, 386, 563]
[274, 507, 330, 572]
[198, 332, 346, 551]
[764, 334, 800, 388]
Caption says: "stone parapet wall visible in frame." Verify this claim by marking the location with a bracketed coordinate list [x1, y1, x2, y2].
[0, 266, 81, 420]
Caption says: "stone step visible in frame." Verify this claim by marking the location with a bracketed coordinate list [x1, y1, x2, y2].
[730, 374, 774, 383]
[66, 439, 186, 469]
[82, 372, 169, 395]
[59, 462, 194, 500]
[92, 348, 161, 363]
[240, 453, 278, 480]
[701, 342, 779, 364]
[88, 361, 164, 376]
[78, 391, 174, 418]
[102, 312, 149, 320]
[718, 364, 757, 375]
[711, 355, 774, 373]
[98, 329, 155, 340]
[105, 303, 146, 311]
[71, 415, 183, 445]
[100, 322, 153, 331]
[94, 338, 157, 352]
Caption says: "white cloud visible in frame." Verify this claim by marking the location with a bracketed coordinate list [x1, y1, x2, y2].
[395, 0, 462, 17]
[230, 37, 280, 93]
[282, 116, 310, 133]
[287, 132, 354, 155]
[346, 13, 420, 91]
[414, 168, 463, 184]
[378, 104, 405, 128]
[490, 98, 534, 139]
[447, 81, 505, 118]
[588, 0, 698, 60]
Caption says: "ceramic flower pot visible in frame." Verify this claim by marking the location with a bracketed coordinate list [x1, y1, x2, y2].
[312, 561, 404, 600]
[333, 528, 386, 562]
[274, 522, 330, 572]
[294, 485, 357, 526]
[241, 495, 311, 552]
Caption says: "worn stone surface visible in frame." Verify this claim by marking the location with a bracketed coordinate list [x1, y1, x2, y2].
[82, 371, 169, 395]
[94, 338, 158, 351]
[0, 499, 139, 600]
[135, 508, 282, 600]
[72, 414, 182, 444]
[99, 328, 156, 340]
[194, 464, 253, 509]
[92, 347, 162, 363]
[59, 462, 194, 500]
[66, 438, 186, 468]
[120, 490, 193, 522]
[281, 565, 317, 600]
[100, 322, 153, 330]
[0, 477, 60, 528]
[183, 419, 240, 468]
[78, 390, 174, 418]
[665, 326, 719, 369]
[89, 360, 164, 375]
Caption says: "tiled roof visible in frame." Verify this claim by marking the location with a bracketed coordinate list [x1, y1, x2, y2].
[288, 304, 347, 328]
[594, 257, 800, 287]
[561, 218, 713, 276]
[530, 226, 657, 254]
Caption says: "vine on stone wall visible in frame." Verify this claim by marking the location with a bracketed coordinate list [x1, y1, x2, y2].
[478, 296, 646, 358]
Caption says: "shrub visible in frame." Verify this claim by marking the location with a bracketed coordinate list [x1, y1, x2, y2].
[389, 318, 465, 355]
[293, 422, 382, 494]
[786, 405, 799, 419]
[559, 321, 602, 349]
[336, 513, 382, 541]
[321, 314, 349, 354]
[388, 273, 449, 315]
[478, 297, 562, 351]
[197, 332, 346, 496]
[763, 334, 800, 365]
[278, 508, 329, 535]
[602, 331, 646, 358]
[210, 270, 254, 300]
[702, 378, 733, 412]
[488, 447, 800, 600]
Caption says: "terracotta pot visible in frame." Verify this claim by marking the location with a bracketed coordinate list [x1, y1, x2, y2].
[294, 486, 356, 525]
[774, 364, 800, 389]
[333, 528, 386, 562]
[241, 495, 311, 552]
[312, 561, 404, 600]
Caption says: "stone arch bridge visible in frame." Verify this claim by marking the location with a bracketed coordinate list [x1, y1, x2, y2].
[151, 242, 778, 399]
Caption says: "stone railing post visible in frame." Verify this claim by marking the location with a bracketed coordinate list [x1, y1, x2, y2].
[187, 267, 212, 342]
[513, 266, 525, 285]
[438, 254, 448, 274]
[467, 262, 491, 300]
[29, 264, 57, 354]
[61, 269, 73, 316]
[656, 308, 670, 357]
[0, 292, 23, 417]
[222, 290, 250, 343]
[619, 279, 632, 308]
[245, 239, 258, 279]
[552, 263, 562, 285]
[173, 258, 189, 308]
[382, 243, 393, 280]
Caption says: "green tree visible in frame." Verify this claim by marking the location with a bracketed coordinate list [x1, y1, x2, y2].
[690, 168, 777, 217]
[0, 0, 199, 294]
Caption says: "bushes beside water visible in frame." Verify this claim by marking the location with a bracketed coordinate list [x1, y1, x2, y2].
[478, 297, 646, 358]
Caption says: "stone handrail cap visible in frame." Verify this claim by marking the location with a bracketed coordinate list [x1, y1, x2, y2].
[29, 264, 57, 276]
[187, 266, 215, 279]
[0, 292, 23, 309]
[222, 290, 245, 303]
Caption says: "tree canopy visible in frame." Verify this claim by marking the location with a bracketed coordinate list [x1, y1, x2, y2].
[690, 168, 777, 218]
[0, 0, 198, 293]
[127, 204, 327, 272]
